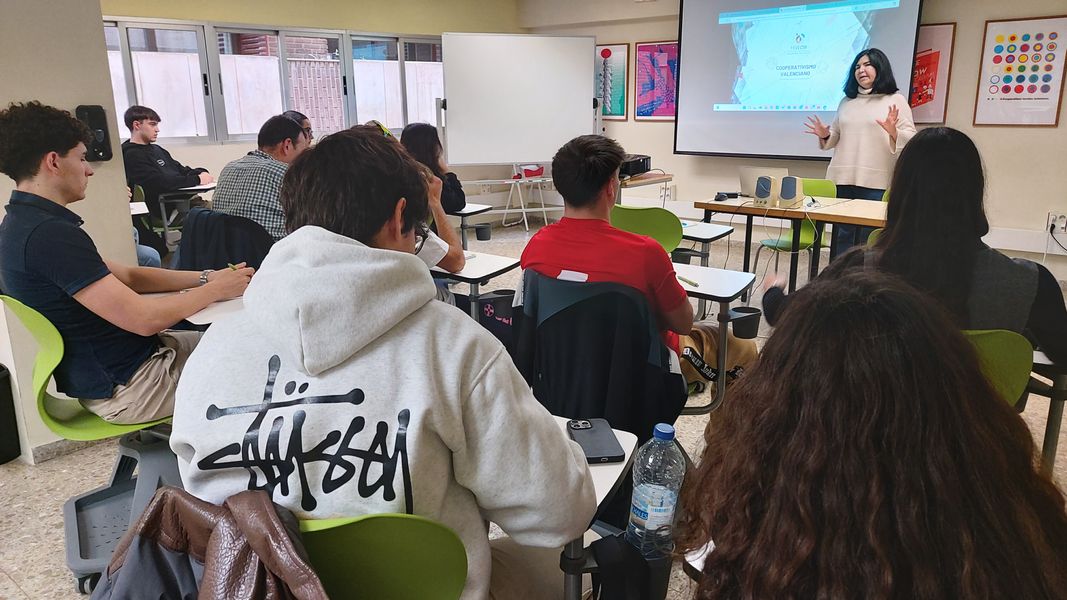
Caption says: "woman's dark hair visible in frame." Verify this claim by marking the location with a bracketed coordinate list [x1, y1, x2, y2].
[873, 126, 989, 325]
[0, 101, 91, 183]
[844, 47, 899, 98]
[280, 125, 428, 243]
[676, 270, 1067, 600]
[399, 123, 444, 178]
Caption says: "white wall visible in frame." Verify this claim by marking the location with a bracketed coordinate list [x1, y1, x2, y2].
[521, 0, 1067, 279]
[0, 0, 138, 461]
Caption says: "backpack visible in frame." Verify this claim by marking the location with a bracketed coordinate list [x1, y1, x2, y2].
[678, 321, 759, 396]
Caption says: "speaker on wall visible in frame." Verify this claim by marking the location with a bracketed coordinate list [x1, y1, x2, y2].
[75, 105, 112, 162]
[778, 176, 803, 208]
[754, 175, 779, 207]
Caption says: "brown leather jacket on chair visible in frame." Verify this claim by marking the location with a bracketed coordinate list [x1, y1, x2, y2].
[91, 486, 328, 600]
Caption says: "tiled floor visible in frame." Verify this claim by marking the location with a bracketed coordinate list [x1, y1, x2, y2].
[0, 219, 1063, 599]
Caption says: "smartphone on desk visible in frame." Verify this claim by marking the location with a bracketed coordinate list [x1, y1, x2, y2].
[567, 418, 625, 464]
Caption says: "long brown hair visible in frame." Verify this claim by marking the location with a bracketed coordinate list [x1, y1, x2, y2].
[676, 271, 1067, 599]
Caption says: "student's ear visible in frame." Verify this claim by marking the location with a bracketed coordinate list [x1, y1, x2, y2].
[392, 197, 408, 238]
[40, 151, 61, 175]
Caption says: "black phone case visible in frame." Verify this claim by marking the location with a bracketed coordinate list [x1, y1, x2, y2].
[567, 418, 625, 464]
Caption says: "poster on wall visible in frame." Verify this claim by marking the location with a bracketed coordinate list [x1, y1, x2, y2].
[595, 44, 629, 120]
[634, 41, 678, 121]
[973, 15, 1067, 126]
[911, 23, 956, 123]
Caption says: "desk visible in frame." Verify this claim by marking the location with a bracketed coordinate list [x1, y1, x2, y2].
[680, 221, 734, 319]
[141, 293, 243, 326]
[450, 203, 493, 250]
[694, 197, 887, 294]
[466, 177, 555, 231]
[618, 172, 673, 205]
[554, 416, 637, 600]
[1032, 350, 1066, 475]
[673, 263, 755, 413]
[431, 252, 521, 319]
[157, 183, 218, 245]
[130, 202, 148, 216]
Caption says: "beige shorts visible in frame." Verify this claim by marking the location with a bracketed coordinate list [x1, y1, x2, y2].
[489, 536, 592, 600]
[80, 330, 202, 424]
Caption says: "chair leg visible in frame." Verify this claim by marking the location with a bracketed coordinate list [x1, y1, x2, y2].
[752, 245, 764, 275]
[773, 250, 780, 271]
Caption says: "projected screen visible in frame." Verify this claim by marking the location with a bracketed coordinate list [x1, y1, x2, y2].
[676, 0, 921, 159]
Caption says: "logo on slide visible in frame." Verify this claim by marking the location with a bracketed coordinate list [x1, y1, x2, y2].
[795, 33, 806, 44]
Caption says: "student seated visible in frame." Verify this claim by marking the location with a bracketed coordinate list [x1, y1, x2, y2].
[763, 127, 1067, 366]
[401, 122, 466, 214]
[282, 110, 313, 144]
[678, 271, 1067, 599]
[0, 102, 252, 423]
[121, 105, 214, 217]
[170, 126, 595, 599]
[521, 135, 693, 353]
[212, 115, 310, 241]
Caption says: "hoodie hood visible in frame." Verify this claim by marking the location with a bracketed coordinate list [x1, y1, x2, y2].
[243, 226, 437, 376]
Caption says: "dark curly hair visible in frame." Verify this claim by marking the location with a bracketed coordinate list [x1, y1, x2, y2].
[280, 125, 428, 243]
[676, 270, 1067, 600]
[0, 101, 91, 183]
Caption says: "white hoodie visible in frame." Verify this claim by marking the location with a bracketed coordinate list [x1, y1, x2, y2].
[171, 226, 596, 599]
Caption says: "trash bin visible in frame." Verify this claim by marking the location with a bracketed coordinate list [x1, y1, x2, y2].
[0, 365, 21, 464]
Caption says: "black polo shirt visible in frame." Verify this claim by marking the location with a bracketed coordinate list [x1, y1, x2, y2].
[0, 191, 158, 399]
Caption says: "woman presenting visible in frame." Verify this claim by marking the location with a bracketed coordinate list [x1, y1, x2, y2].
[805, 48, 916, 258]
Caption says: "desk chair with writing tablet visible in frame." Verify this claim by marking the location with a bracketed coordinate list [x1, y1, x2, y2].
[609, 205, 683, 253]
[751, 178, 834, 276]
[0, 296, 178, 593]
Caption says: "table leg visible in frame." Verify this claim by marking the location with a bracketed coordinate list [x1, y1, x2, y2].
[810, 222, 824, 280]
[712, 302, 731, 411]
[518, 184, 529, 231]
[562, 538, 584, 600]
[460, 216, 469, 250]
[501, 183, 518, 227]
[741, 216, 753, 302]
[537, 182, 550, 226]
[697, 241, 710, 320]
[1041, 372, 1066, 475]
[469, 282, 480, 320]
[788, 219, 801, 293]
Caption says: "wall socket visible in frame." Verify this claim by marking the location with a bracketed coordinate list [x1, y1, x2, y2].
[479, 184, 491, 194]
[1048, 211, 1067, 233]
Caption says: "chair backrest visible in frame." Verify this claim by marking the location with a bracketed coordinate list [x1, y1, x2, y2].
[609, 205, 683, 252]
[867, 228, 883, 246]
[300, 513, 467, 600]
[882, 189, 890, 202]
[964, 329, 1034, 405]
[800, 178, 837, 199]
[0, 295, 169, 440]
[177, 207, 274, 271]
[132, 184, 146, 205]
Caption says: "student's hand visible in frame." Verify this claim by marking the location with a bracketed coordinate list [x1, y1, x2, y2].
[876, 105, 899, 137]
[761, 272, 787, 294]
[198, 172, 215, 185]
[126, 186, 132, 200]
[804, 115, 830, 139]
[426, 171, 443, 209]
[205, 264, 254, 299]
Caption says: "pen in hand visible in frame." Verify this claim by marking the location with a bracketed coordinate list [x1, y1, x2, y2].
[227, 263, 238, 271]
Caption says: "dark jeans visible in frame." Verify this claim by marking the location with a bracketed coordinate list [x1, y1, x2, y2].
[831, 185, 885, 260]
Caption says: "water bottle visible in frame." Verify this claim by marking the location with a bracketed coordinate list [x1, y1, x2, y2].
[625, 423, 686, 558]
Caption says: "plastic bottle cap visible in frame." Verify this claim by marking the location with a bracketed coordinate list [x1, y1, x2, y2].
[652, 423, 675, 441]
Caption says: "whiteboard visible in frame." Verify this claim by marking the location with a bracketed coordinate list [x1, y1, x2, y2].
[442, 33, 596, 165]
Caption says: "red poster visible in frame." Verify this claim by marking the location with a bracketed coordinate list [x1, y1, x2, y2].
[911, 50, 940, 108]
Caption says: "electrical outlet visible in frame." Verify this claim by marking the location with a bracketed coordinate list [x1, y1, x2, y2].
[479, 184, 490, 194]
[1049, 211, 1067, 233]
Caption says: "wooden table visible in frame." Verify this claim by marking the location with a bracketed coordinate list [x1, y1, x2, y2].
[673, 263, 756, 414]
[431, 251, 521, 320]
[694, 196, 887, 294]
[449, 203, 493, 250]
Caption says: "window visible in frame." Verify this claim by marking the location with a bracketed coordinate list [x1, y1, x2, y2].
[403, 40, 444, 126]
[127, 26, 211, 138]
[351, 38, 403, 130]
[104, 25, 131, 130]
[284, 35, 345, 135]
[217, 31, 284, 135]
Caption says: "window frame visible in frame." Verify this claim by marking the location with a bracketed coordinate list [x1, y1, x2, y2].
[102, 15, 441, 144]
[399, 36, 446, 127]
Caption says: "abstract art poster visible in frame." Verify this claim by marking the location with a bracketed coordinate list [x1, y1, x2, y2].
[595, 43, 629, 120]
[973, 15, 1067, 126]
[912, 23, 956, 123]
[635, 41, 678, 121]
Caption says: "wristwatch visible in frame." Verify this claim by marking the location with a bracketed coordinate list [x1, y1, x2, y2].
[199, 269, 214, 285]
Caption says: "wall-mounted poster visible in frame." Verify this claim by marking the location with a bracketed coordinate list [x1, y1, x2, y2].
[973, 15, 1067, 126]
[911, 23, 956, 123]
[595, 43, 629, 120]
[635, 41, 678, 121]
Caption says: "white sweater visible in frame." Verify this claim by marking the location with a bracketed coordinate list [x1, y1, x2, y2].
[171, 226, 596, 599]
[819, 91, 916, 190]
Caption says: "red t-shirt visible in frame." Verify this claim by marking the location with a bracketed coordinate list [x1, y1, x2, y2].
[520, 217, 688, 352]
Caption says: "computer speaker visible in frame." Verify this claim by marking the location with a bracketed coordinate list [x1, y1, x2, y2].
[75, 105, 113, 162]
[754, 175, 779, 208]
[778, 176, 803, 208]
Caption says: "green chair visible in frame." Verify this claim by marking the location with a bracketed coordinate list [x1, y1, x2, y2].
[301, 513, 468, 600]
[965, 329, 1034, 406]
[610, 205, 683, 253]
[752, 178, 834, 274]
[867, 228, 883, 246]
[0, 296, 176, 592]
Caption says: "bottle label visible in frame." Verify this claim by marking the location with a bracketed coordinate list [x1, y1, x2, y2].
[630, 484, 677, 531]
